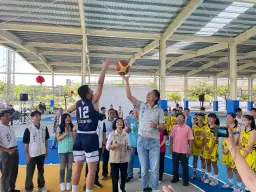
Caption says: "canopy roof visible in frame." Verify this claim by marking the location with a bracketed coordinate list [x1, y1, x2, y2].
[0, 0, 255, 78]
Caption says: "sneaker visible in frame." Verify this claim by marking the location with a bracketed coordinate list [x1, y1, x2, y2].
[200, 174, 206, 182]
[101, 175, 106, 180]
[51, 146, 56, 149]
[37, 187, 48, 192]
[143, 188, 152, 192]
[139, 176, 141, 180]
[66, 183, 71, 190]
[83, 184, 86, 191]
[10, 190, 21, 192]
[232, 186, 243, 192]
[209, 179, 218, 186]
[126, 177, 133, 182]
[222, 183, 233, 188]
[60, 183, 66, 191]
[204, 177, 213, 184]
[171, 179, 179, 183]
[94, 181, 103, 188]
[191, 173, 197, 180]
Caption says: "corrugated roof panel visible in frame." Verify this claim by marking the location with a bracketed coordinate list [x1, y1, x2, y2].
[88, 36, 153, 48]
[9, 31, 82, 44]
[89, 50, 136, 55]
[45, 55, 81, 63]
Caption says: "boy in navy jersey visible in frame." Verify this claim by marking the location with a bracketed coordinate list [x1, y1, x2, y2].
[68, 58, 111, 192]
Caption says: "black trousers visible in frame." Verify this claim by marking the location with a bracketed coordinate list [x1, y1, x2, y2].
[159, 152, 165, 181]
[0, 149, 19, 192]
[172, 152, 189, 184]
[25, 155, 45, 191]
[86, 148, 102, 182]
[110, 163, 128, 192]
[102, 149, 109, 176]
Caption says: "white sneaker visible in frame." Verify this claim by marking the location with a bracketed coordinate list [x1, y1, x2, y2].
[232, 186, 243, 192]
[209, 179, 218, 186]
[38, 187, 48, 192]
[204, 178, 210, 184]
[60, 183, 66, 191]
[222, 183, 233, 188]
[66, 183, 71, 191]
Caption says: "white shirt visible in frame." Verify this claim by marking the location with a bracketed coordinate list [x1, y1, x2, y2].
[135, 100, 165, 139]
[96, 120, 104, 148]
[236, 117, 243, 129]
[0, 123, 17, 148]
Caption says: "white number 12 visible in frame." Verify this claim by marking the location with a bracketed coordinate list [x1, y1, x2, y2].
[78, 106, 89, 119]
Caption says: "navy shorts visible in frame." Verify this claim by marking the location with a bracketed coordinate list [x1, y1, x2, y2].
[73, 133, 99, 162]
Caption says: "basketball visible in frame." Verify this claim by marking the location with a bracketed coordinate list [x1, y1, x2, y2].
[115, 60, 130, 75]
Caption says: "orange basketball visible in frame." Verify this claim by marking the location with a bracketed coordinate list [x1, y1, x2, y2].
[115, 60, 130, 75]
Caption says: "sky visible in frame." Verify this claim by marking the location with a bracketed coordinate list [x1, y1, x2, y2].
[0, 45, 91, 86]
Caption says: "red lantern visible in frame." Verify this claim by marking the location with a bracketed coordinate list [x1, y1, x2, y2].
[70, 90, 74, 95]
[36, 75, 45, 85]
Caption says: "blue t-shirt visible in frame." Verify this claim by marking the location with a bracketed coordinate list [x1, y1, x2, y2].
[76, 100, 99, 132]
[126, 116, 139, 147]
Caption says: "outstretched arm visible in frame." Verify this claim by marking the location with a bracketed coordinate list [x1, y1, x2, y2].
[123, 75, 136, 105]
[92, 58, 111, 104]
[224, 129, 256, 191]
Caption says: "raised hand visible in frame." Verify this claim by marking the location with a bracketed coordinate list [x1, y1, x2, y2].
[102, 58, 111, 69]
[122, 75, 130, 82]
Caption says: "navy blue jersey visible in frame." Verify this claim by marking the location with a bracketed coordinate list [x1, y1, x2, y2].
[76, 100, 99, 132]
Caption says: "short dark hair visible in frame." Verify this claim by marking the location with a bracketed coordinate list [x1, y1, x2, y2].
[30, 110, 41, 117]
[152, 89, 160, 105]
[129, 110, 133, 114]
[112, 118, 125, 130]
[101, 107, 106, 111]
[197, 113, 205, 118]
[172, 108, 178, 112]
[164, 109, 168, 112]
[176, 113, 185, 119]
[184, 108, 190, 111]
[108, 108, 115, 113]
[78, 85, 90, 101]
[235, 108, 242, 112]
[250, 108, 256, 112]
[0, 110, 10, 118]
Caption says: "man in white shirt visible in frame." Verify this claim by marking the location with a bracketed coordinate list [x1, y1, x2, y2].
[0, 110, 20, 192]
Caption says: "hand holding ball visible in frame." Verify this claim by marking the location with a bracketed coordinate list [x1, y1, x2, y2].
[115, 60, 130, 75]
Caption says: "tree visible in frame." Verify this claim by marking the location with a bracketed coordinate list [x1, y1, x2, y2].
[166, 92, 182, 104]
[188, 81, 213, 98]
[217, 84, 229, 100]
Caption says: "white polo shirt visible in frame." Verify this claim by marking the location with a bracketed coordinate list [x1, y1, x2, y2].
[0, 123, 17, 148]
[136, 99, 165, 139]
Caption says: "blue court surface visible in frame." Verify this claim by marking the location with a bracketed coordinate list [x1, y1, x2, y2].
[19, 113, 239, 192]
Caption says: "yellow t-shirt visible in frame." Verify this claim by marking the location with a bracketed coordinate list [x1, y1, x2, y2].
[239, 129, 256, 169]
[164, 115, 171, 133]
[193, 123, 206, 146]
[168, 115, 176, 133]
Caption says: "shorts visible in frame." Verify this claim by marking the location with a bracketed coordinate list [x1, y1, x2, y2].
[192, 143, 204, 157]
[73, 133, 99, 162]
[222, 153, 230, 166]
[203, 145, 219, 162]
[73, 150, 99, 163]
[240, 150, 255, 170]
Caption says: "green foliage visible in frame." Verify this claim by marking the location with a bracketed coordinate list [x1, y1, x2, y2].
[166, 92, 182, 104]
[217, 84, 229, 100]
[188, 82, 213, 98]
[147, 81, 155, 88]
